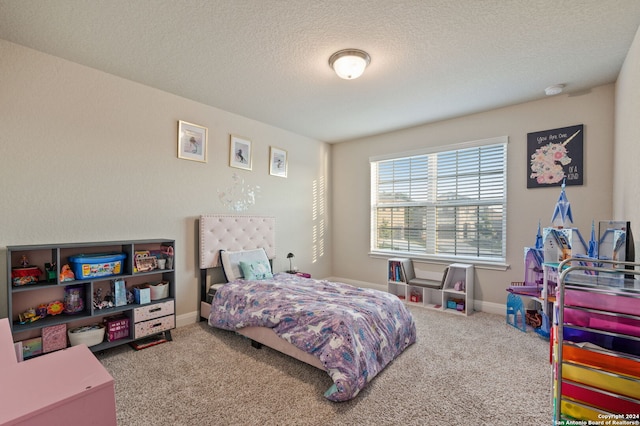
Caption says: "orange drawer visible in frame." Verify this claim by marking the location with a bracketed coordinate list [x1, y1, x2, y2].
[134, 314, 174, 339]
[133, 300, 174, 322]
[563, 344, 640, 379]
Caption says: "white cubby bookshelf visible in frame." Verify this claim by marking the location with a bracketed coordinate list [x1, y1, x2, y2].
[387, 258, 474, 316]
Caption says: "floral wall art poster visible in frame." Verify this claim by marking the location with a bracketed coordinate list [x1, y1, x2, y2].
[527, 124, 584, 188]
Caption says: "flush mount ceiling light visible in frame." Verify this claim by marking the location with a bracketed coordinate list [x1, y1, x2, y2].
[329, 49, 371, 80]
[545, 84, 565, 96]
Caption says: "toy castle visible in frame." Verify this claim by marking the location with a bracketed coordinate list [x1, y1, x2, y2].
[523, 180, 632, 288]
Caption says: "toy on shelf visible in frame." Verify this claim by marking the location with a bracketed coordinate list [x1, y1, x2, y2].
[11, 254, 42, 286]
[134, 251, 157, 273]
[11, 254, 42, 287]
[64, 285, 84, 314]
[59, 264, 75, 282]
[44, 262, 57, 282]
[18, 308, 39, 324]
[161, 245, 174, 269]
[36, 304, 48, 318]
[93, 287, 115, 310]
[11, 266, 43, 286]
[47, 300, 64, 316]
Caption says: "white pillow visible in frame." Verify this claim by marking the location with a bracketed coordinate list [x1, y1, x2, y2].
[220, 248, 271, 281]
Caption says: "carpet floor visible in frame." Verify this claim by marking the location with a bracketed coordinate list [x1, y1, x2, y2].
[97, 307, 551, 425]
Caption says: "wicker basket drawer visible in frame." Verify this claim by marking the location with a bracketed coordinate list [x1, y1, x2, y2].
[133, 300, 174, 322]
[134, 314, 174, 339]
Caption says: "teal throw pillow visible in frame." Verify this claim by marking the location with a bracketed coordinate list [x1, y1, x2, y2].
[239, 260, 273, 280]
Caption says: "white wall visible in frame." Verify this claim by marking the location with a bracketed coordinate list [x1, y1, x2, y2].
[614, 25, 640, 256]
[2, 32, 636, 320]
[0, 40, 332, 321]
[331, 85, 615, 312]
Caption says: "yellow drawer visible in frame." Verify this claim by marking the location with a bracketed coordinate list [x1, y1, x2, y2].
[133, 300, 174, 322]
[561, 400, 608, 421]
[134, 314, 174, 339]
[562, 363, 640, 400]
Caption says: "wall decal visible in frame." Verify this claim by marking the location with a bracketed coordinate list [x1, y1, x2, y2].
[217, 173, 260, 211]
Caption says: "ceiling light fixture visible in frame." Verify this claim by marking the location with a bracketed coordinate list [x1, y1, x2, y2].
[545, 84, 565, 96]
[329, 49, 371, 80]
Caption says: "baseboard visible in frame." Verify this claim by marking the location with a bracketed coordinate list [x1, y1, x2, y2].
[176, 311, 200, 327]
[472, 300, 505, 315]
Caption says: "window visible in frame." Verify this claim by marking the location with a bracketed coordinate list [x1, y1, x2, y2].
[370, 136, 507, 263]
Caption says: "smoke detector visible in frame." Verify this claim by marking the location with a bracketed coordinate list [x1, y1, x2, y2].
[545, 84, 565, 96]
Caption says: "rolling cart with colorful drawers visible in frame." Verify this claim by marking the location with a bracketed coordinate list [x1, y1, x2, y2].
[553, 258, 640, 422]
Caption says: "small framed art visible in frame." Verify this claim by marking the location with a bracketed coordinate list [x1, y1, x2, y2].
[21, 337, 42, 359]
[269, 146, 288, 178]
[229, 134, 252, 170]
[178, 120, 207, 162]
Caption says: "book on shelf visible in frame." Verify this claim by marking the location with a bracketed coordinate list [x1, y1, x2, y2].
[441, 266, 450, 289]
[388, 258, 415, 283]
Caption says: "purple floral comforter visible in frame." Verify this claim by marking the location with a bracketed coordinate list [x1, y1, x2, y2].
[208, 273, 416, 402]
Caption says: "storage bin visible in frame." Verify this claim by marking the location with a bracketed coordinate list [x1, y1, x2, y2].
[133, 300, 174, 322]
[134, 314, 174, 339]
[11, 266, 42, 286]
[68, 252, 126, 279]
[68, 324, 105, 347]
[565, 288, 638, 316]
[562, 343, 640, 380]
[104, 316, 130, 342]
[562, 363, 640, 400]
[564, 306, 640, 338]
[149, 281, 169, 300]
[134, 286, 151, 304]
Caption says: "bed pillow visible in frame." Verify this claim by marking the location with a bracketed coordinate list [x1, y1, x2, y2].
[239, 259, 273, 280]
[220, 248, 271, 281]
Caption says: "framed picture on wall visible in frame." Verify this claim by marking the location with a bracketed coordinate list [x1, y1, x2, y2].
[527, 124, 583, 188]
[229, 134, 252, 170]
[269, 146, 288, 178]
[177, 120, 207, 162]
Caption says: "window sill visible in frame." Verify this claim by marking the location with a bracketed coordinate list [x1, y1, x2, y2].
[369, 251, 510, 271]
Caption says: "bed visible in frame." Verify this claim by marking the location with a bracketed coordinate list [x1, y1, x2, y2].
[198, 215, 416, 402]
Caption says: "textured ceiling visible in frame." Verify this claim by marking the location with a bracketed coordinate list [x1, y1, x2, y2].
[1, 0, 640, 143]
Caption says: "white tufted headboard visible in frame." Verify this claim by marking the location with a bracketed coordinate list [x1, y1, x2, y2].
[199, 215, 276, 269]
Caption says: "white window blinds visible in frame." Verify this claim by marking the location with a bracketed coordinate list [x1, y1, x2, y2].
[371, 137, 507, 262]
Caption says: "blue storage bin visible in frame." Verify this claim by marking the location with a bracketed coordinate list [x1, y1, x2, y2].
[68, 252, 126, 279]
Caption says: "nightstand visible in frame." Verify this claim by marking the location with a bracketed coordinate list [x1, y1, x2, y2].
[206, 283, 225, 303]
